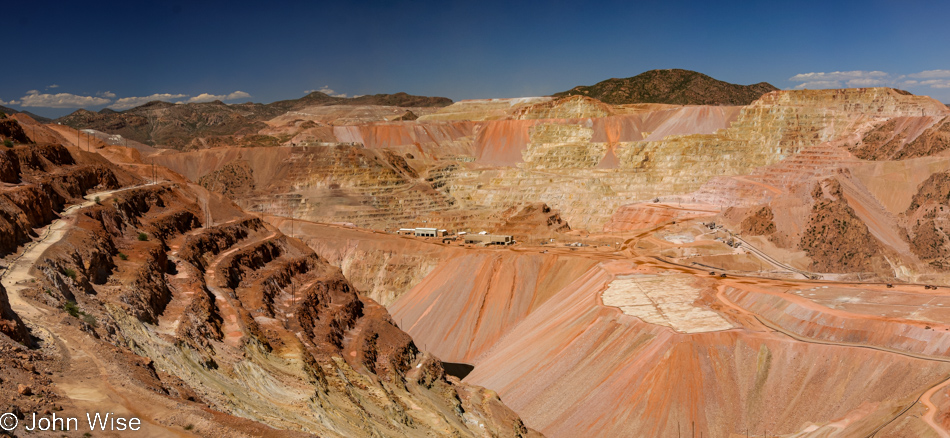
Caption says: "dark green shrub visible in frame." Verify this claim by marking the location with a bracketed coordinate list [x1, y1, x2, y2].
[63, 268, 77, 280]
[63, 301, 80, 317]
[137, 232, 148, 241]
[118, 252, 128, 260]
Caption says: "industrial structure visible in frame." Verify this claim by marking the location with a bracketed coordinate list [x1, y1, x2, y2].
[397, 227, 448, 237]
[463, 233, 514, 245]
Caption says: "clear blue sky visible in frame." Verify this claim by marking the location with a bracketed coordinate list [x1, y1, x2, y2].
[3, 0, 949, 117]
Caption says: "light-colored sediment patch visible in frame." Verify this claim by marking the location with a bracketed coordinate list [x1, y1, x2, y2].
[601, 274, 733, 333]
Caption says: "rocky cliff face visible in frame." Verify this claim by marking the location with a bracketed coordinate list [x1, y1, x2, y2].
[0, 284, 30, 345]
[0, 142, 123, 257]
[0, 117, 32, 144]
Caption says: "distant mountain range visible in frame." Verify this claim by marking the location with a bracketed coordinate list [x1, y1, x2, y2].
[53, 70, 780, 148]
[55, 92, 452, 149]
[553, 69, 778, 106]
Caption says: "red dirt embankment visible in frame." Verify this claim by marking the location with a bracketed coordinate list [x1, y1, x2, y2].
[456, 261, 950, 437]
[389, 251, 597, 363]
[388, 246, 950, 437]
[723, 286, 950, 358]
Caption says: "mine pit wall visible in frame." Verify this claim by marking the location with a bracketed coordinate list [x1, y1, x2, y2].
[331, 121, 477, 158]
[471, 105, 742, 166]
[389, 250, 598, 364]
[152, 145, 465, 231]
[276, 219, 599, 365]
[455, 89, 950, 231]
[297, 226, 448, 306]
[679, 113, 950, 279]
[152, 104, 744, 232]
[156, 89, 950, 234]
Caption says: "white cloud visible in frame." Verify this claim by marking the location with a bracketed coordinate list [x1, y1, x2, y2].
[847, 78, 886, 87]
[789, 70, 888, 83]
[908, 70, 950, 79]
[305, 86, 348, 98]
[920, 79, 950, 89]
[789, 69, 950, 92]
[794, 80, 842, 89]
[3, 87, 256, 111]
[110, 93, 187, 110]
[18, 90, 111, 108]
[180, 90, 252, 104]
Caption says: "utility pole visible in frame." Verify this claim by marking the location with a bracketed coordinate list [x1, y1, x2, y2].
[290, 197, 295, 239]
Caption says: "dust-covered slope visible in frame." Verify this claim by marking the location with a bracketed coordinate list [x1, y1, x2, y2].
[393, 254, 950, 437]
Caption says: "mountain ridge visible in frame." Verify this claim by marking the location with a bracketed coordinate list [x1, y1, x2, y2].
[553, 68, 778, 105]
[55, 91, 453, 148]
[0, 105, 53, 123]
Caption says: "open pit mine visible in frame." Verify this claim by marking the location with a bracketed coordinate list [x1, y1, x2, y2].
[5, 70, 950, 437]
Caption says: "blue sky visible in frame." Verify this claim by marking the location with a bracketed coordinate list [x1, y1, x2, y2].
[2, 0, 949, 117]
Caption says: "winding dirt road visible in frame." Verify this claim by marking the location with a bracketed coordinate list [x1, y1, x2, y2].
[1, 184, 155, 317]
